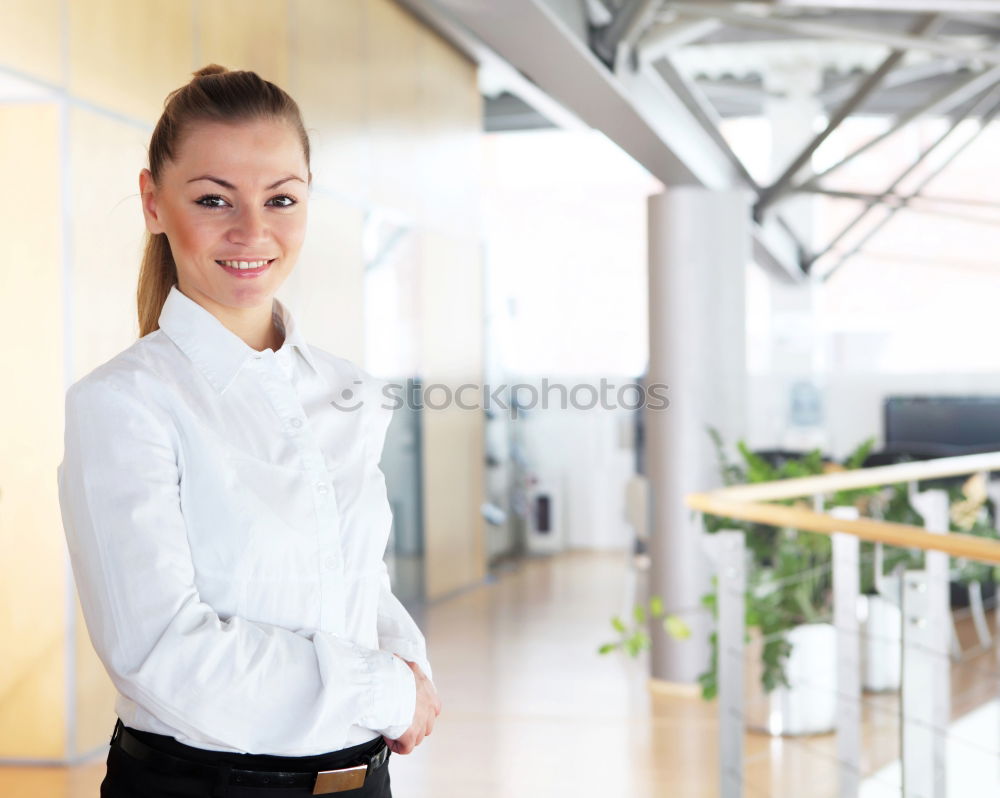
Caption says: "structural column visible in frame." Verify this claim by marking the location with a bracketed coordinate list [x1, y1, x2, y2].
[646, 187, 750, 684]
[760, 62, 828, 451]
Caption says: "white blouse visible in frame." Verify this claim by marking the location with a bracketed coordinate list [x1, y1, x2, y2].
[57, 284, 432, 756]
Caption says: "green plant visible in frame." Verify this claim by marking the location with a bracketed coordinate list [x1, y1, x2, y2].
[600, 431, 1000, 699]
[697, 430, 879, 699]
[944, 472, 1000, 585]
[597, 594, 691, 657]
[862, 472, 1000, 589]
[857, 481, 925, 595]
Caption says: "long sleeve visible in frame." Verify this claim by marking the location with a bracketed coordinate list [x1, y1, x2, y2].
[376, 560, 434, 683]
[57, 376, 416, 755]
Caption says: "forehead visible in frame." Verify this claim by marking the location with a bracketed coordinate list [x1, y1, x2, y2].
[170, 118, 306, 181]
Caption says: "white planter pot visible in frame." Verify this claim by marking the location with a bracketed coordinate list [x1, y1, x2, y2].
[746, 622, 838, 736]
[861, 593, 902, 692]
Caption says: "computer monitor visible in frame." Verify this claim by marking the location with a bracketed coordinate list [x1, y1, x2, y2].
[884, 395, 1000, 454]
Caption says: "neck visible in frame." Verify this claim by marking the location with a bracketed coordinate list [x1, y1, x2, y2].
[178, 283, 282, 352]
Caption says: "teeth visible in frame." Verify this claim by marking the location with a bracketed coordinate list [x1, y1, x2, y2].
[218, 259, 271, 269]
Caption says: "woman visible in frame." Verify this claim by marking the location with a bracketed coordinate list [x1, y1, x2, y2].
[57, 64, 441, 798]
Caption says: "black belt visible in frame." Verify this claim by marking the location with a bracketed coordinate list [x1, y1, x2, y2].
[110, 719, 389, 794]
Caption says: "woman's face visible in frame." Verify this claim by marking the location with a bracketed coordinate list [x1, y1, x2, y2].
[139, 117, 310, 311]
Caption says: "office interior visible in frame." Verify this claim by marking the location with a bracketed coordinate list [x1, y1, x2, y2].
[3, 1, 1000, 795]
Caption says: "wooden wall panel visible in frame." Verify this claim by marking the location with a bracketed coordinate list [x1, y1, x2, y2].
[69, 108, 150, 376]
[0, 0, 62, 85]
[1, 0, 485, 762]
[68, 0, 193, 124]
[416, 24, 481, 233]
[0, 104, 67, 759]
[278, 197, 366, 366]
[418, 232, 486, 598]
[366, 0, 423, 220]
[290, 0, 368, 199]
[197, 0, 289, 87]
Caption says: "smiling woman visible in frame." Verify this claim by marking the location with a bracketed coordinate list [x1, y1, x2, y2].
[56, 63, 440, 798]
[137, 70, 313, 346]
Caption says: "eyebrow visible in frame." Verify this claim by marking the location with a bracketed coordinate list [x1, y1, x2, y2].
[187, 174, 306, 190]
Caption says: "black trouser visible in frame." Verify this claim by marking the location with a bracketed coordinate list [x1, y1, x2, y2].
[100, 719, 393, 797]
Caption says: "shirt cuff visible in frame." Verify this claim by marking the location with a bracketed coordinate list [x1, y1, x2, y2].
[379, 636, 434, 683]
[361, 650, 416, 738]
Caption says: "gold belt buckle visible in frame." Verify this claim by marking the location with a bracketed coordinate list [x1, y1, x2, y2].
[312, 763, 368, 794]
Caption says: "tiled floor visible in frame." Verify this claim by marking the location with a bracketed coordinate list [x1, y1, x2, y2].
[2, 550, 997, 797]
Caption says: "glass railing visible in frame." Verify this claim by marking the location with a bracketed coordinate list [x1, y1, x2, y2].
[688, 454, 1000, 798]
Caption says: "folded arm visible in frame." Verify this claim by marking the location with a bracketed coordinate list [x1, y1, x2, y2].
[376, 560, 433, 683]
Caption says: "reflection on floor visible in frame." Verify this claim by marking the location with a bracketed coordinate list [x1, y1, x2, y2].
[389, 550, 716, 797]
[1, 551, 996, 797]
[860, 700, 999, 797]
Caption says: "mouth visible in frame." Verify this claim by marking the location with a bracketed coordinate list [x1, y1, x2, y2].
[215, 258, 276, 277]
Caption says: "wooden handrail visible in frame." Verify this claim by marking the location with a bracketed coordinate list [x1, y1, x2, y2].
[708, 451, 1000, 502]
[685, 451, 1000, 565]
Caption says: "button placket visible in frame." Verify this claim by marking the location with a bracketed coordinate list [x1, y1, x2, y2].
[315, 472, 344, 633]
[260, 363, 347, 635]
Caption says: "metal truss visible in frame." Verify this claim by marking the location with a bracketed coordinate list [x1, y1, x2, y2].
[754, 13, 945, 220]
[665, 3, 1000, 63]
[402, 0, 1000, 280]
[639, 0, 1000, 277]
[810, 89, 1000, 280]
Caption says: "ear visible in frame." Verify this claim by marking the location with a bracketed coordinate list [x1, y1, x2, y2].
[139, 168, 166, 235]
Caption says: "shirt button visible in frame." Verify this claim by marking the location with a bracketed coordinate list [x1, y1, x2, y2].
[316, 481, 329, 494]
[324, 555, 337, 570]
[290, 418, 303, 428]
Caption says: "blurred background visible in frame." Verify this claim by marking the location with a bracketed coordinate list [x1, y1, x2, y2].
[5, 0, 1000, 795]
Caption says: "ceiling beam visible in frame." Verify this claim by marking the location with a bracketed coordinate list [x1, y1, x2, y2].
[768, 0, 1000, 12]
[820, 58, 963, 105]
[755, 13, 944, 220]
[799, 63, 1000, 189]
[394, 0, 588, 132]
[813, 90, 1000, 280]
[592, 0, 664, 67]
[637, 17, 723, 61]
[651, 56, 760, 190]
[802, 186, 1000, 211]
[398, 0, 806, 280]
[401, 0, 739, 187]
[667, 3, 1000, 63]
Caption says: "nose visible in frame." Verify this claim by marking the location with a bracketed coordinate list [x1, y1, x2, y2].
[228, 204, 270, 247]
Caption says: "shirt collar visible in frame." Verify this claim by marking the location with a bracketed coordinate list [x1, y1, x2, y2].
[157, 284, 321, 394]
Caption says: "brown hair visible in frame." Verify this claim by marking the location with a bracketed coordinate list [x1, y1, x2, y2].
[136, 63, 312, 337]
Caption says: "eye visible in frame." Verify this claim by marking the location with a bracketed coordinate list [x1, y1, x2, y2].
[195, 194, 229, 208]
[268, 194, 297, 208]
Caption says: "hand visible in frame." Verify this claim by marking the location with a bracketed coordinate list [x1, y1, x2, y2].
[383, 656, 441, 754]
